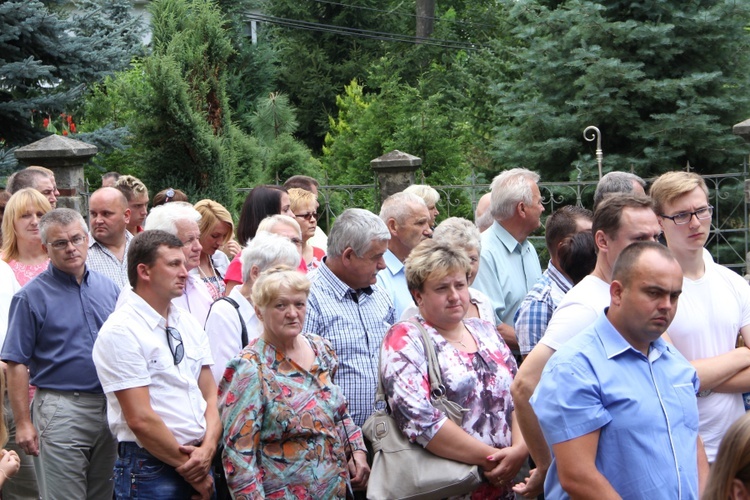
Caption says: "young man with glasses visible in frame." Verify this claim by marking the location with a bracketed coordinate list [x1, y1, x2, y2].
[2, 208, 120, 499]
[651, 171, 750, 464]
[93, 230, 220, 500]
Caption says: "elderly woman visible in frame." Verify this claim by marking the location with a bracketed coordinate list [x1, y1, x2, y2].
[1, 188, 52, 285]
[219, 268, 369, 498]
[288, 188, 325, 271]
[401, 217, 494, 324]
[404, 184, 440, 227]
[381, 239, 527, 499]
[204, 232, 300, 385]
[193, 199, 235, 299]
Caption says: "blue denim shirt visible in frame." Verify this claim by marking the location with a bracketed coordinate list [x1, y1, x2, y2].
[532, 312, 700, 499]
[2, 264, 119, 392]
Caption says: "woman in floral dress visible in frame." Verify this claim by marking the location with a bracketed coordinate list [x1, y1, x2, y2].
[218, 267, 369, 499]
[381, 239, 528, 499]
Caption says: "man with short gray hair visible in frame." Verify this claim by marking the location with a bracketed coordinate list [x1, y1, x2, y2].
[593, 171, 646, 209]
[377, 192, 432, 318]
[473, 168, 545, 351]
[6, 167, 58, 208]
[2, 208, 119, 500]
[304, 208, 396, 430]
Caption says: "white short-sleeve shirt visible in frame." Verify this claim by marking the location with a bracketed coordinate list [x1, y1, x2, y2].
[93, 291, 214, 446]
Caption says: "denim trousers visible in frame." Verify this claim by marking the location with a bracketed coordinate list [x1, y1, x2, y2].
[114, 441, 215, 499]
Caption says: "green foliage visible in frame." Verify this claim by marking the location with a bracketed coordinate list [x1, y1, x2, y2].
[492, 0, 750, 181]
[0, 0, 143, 155]
[133, 0, 238, 208]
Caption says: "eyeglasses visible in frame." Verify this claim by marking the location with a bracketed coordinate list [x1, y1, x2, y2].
[47, 234, 87, 250]
[660, 205, 713, 225]
[294, 211, 318, 222]
[165, 326, 184, 365]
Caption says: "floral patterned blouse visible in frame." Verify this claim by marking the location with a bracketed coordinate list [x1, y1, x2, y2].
[218, 333, 366, 499]
[381, 316, 518, 500]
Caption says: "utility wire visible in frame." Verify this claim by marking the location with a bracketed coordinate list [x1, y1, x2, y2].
[247, 13, 481, 50]
[307, 0, 500, 30]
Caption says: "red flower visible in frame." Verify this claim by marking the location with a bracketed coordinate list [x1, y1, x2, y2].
[62, 130, 68, 136]
[70, 123, 76, 133]
[43, 118, 49, 128]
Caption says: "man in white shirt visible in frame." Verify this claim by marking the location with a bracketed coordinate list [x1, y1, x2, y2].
[650, 171, 750, 462]
[93, 230, 220, 499]
[511, 194, 662, 496]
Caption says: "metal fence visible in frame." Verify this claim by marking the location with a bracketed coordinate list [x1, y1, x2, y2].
[313, 162, 750, 276]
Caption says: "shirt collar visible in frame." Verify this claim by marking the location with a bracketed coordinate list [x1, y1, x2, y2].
[383, 249, 404, 273]
[491, 221, 523, 253]
[49, 262, 89, 285]
[121, 288, 183, 331]
[596, 309, 669, 362]
[546, 261, 573, 294]
[317, 260, 359, 301]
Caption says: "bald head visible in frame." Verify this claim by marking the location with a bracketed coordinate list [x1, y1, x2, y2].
[475, 192, 493, 232]
[89, 187, 131, 246]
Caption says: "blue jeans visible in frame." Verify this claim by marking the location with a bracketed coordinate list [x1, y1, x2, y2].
[114, 442, 215, 499]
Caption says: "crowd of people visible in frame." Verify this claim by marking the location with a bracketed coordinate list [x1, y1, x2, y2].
[0, 166, 749, 500]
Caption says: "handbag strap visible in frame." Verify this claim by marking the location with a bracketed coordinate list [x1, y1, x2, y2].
[207, 296, 248, 347]
[373, 318, 446, 406]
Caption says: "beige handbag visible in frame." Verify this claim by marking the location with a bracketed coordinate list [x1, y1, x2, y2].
[363, 320, 483, 500]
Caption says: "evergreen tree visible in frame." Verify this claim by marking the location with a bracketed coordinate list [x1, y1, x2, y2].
[0, 0, 143, 172]
[133, 0, 240, 208]
[492, 0, 750, 180]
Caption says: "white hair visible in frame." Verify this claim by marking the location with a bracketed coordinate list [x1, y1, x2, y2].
[328, 208, 390, 258]
[490, 168, 540, 221]
[144, 201, 201, 236]
[433, 217, 481, 252]
[379, 192, 427, 225]
[240, 231, 300, 283]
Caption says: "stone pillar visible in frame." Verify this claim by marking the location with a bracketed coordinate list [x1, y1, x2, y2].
[370, 150, 421, 204]
[14, 135, 97, 215]
[732, 118, 750, 280]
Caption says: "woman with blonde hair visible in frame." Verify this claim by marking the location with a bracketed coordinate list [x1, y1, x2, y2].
[218, 267, 368, 497]
[381, 239, 527, 499]
[288, 188, 325, 271]
[194, 199, 237, 299]
[1, 188, 52, 285]
[704, 413, 750, 499]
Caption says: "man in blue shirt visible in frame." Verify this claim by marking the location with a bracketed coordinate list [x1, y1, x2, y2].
[2, 208, 120, 500]
[377, 192, 432, 319]
[473, 168, 545, 351]
[305, 208, 397, 429]
[531, 242, 707, 499]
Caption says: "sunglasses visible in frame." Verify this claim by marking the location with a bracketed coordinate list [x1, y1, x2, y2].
[166, 326, 184, 365]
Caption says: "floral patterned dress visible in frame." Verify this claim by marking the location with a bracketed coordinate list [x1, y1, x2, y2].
[8, 258, 49, 286]
[218, 333, 365, 499]
[381, 316, 518, 500]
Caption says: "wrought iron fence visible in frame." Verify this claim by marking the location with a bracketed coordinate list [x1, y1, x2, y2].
[310, 162, 750, 276]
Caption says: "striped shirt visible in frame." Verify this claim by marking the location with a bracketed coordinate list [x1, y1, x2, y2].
[86, 231, 132, 290]
[304, 261, 396, 427]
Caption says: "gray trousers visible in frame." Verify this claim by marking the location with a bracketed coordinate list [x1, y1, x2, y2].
[32, 389, 117, 500]
[3, 397, 39, 499]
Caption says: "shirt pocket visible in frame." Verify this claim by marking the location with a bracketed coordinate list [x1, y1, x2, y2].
[672, 382, 699, 432]
[147, 354, 174, 371]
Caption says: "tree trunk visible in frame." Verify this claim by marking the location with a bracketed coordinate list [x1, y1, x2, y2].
[415, 0, 435, 42]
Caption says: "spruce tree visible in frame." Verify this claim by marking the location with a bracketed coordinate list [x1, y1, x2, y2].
[492, 0, 750, 180]
[0, 0, 143, 172]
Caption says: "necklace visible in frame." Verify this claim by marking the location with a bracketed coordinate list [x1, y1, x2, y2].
[197, 255, 225, 299]
[445, 328, 468, 348]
